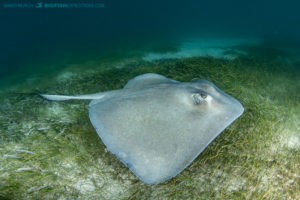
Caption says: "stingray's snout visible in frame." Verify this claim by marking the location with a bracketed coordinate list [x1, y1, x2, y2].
[233, 99, 244, 116]
[220, 93, 244, 117]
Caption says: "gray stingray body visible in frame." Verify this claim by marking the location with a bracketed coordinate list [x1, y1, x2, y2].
[41, 73, 244, 184]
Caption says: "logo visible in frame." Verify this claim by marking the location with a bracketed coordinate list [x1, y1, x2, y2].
[35, 2, 43, 8]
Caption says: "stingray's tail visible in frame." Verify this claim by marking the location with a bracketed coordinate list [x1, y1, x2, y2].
[39, 93, 106, 101]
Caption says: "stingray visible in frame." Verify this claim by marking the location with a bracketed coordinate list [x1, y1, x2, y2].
[40, 73, 244, 184]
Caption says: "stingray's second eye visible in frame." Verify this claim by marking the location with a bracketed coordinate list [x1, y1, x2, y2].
[192, 93, 207, 105]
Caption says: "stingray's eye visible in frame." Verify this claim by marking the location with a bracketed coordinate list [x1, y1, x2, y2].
[200, 93, 207, 99]
[192, 93, 207, 105]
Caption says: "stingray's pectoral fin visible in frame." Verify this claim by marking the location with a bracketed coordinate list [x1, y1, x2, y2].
[39, 93, 107, 101]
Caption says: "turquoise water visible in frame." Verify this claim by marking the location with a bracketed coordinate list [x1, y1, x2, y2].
[1, 0, 300, 82]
